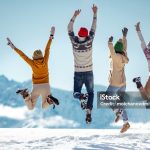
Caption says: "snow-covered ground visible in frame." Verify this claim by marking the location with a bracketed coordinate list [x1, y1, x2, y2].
[0, 129, 150, 150]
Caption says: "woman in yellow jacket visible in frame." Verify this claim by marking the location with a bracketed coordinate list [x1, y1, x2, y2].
[7, 27, 59, 110]
[107, 27, 130, 133]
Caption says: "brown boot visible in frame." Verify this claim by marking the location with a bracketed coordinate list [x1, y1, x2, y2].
[16, 89, 29, 99]
[120, 122, 130, 133]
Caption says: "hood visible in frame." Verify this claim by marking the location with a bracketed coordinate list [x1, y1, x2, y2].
[33, 58, 45, 67]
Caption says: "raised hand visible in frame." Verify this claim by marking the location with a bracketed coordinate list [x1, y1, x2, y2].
[135, 22, 141, 31]
[108, 36, 113, 42]
[74, 9, 81, 17]
[7, 38, 15, 49]
[92, 4, 98, 14]
[122, 27, 128, 37]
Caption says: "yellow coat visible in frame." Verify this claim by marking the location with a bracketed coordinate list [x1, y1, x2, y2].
[14, 38, 52, 84]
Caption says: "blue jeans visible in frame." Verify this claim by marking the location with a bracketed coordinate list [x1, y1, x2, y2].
[106, 85, 128, 122]
[73, 71, 94, 110]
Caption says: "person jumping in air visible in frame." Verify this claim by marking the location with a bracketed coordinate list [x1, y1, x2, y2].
[7, 27, 59, 110]
[107, 27, 130, 133]
[133, 22, 150, 107]
[67, 4, 97, 124]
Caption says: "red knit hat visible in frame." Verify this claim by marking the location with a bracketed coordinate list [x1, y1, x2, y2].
[78, 27, 88, 37]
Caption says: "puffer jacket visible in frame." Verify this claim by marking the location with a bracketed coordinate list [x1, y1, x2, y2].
[108, 36, 129, 87]
[14, 38, 52, 84]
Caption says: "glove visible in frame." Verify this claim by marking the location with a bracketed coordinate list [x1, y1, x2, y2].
[108, 36, 113, 42]
[50, 26, 55, 39]
[122, 27, 128, 37]
[135, 22, 140, 31]
[7, 38, 15, 49]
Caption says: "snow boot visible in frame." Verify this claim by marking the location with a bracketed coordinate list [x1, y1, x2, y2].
[80, 93, 88, 110]
[16, 88, 29, 99]
[47, 95, 59, 109]
[85, 109, 92, 124]
[133, 77, 142, 89]
[120, 122, 130, 133]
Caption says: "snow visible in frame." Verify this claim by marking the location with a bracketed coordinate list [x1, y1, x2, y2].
[0, 129, 150, 150]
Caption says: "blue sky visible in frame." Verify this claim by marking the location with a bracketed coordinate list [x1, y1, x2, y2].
[0, 0, 150, 91]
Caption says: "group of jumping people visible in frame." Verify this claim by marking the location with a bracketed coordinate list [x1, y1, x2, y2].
[6, 4, 150, 133]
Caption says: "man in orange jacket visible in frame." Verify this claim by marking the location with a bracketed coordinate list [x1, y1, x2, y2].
[7, 27, 59, 110]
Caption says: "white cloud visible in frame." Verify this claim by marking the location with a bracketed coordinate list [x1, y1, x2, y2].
[0, 105, 30, 120]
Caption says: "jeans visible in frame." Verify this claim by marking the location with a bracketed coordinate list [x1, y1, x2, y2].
[73, 71, 94, 110]
[106, 85, 128, 122]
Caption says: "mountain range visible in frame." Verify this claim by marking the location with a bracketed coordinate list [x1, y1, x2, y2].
[0, 75, 150, 128]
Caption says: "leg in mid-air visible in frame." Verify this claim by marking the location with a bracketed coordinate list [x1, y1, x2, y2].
[16, 88, 39, 110]
[84, 71, 94, 124]
[73, 72, 87, 109]
[133, 77, 149, 100]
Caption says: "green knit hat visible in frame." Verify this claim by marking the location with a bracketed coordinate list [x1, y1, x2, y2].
[114, 41, 123, 53]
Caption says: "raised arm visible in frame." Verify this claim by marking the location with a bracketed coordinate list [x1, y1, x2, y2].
[68, 9, 81, 35]
[121, 28, 129, 63]
[44, 26, 55, 62]
[122, 27, 128, 53]
[90, 4, 98, 36]
[108, 36, 116, 59]
[7, 38, 33, 66]
[135, 22, 147, 50]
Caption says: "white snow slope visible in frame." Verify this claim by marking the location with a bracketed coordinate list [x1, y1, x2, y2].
[0, 129, 150, 150]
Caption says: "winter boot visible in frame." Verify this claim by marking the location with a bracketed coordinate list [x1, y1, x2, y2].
[80, 94, 88, 110]
[47, 95, 59, 109]
[85, 109, 92, 124]
[133, 77, 142, 89]
[16, 88, 29, 99]
[120, 122, 130, 133]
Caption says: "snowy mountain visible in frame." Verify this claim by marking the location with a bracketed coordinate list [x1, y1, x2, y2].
[0, 75, 150, 129]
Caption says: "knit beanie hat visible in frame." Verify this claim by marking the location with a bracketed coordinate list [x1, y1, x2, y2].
[32, 50, 43, 60]
[114, 41, 124, 53]
[78, 27, 88, 37]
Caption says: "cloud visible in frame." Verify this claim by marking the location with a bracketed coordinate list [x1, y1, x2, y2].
[0, 104, 30, 120]
[0, 104, 80, 128]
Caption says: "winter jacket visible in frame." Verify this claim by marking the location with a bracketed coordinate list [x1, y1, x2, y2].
[68, 13, 97, 72]
[108, 36, 129, 87]
[14, 38, 52, 84]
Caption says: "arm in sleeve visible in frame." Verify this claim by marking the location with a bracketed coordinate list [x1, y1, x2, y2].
[14, 47, 33, 66]
[137, 30, 147, 50]
[108, 42, 116, 59]
[44, 38, 52, 62]
[120, 37, 129, 64]
[67, 15, 77, 41]
[122, 36, 127, 52]
[68, 15, 77, 34]
[89, 13, 97, 38]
